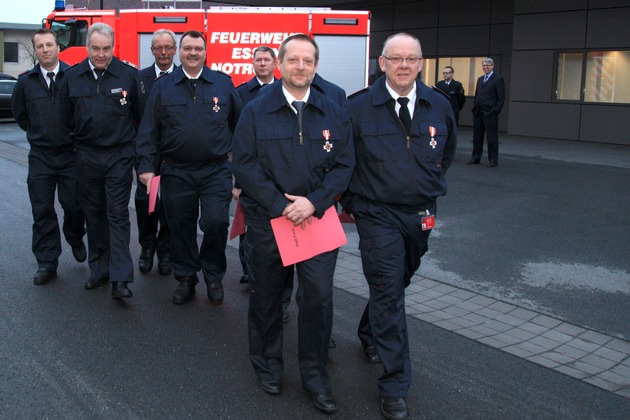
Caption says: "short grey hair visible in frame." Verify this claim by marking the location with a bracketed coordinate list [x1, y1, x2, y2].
[482, 57, 495, 66]
[152, 29, 177, 48]
[87, 22, 115, 47]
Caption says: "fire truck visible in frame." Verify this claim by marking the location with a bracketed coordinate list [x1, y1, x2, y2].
[44, 2, 371, 93]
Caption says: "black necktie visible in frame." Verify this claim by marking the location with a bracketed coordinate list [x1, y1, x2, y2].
[397, 97, 411, 133]
[47, 72, 55, 95]
[159, 71, 167, 77]
[292, 101, 305, 141]
[94, 68, 105, 80]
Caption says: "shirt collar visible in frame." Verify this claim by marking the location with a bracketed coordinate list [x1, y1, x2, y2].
[182, 68, 203, 80]
[282, 86, 311, 113]
[40, 62, 60, 79]
[154, 63, 174, 78]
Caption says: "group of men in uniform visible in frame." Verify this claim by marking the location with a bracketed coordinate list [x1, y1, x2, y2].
[12, 24, 458, 420]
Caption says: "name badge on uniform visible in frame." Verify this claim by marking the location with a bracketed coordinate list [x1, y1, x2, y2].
[429, 126, 437, 149]
[322, 130, 332, 152]
[213, 97, 220, 112]
[421, 212, 435, 231]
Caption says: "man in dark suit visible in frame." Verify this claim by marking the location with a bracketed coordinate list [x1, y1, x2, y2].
[135, 29, 177, 276]
[436, 65, 465, 124]
[470, 57, 505, 167]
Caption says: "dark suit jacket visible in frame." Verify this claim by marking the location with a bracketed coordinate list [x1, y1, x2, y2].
[435, 79, 465, 117]
[139, 64, 178, 96]
[472, 73, 505, 117]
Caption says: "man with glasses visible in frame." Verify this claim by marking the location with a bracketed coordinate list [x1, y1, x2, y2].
[469, 57, 505, 167]
[135, 29, 177, 277]
[436, 65, 465, 124]
[342, 33, 456, 419]
[135, 30, 242, 306]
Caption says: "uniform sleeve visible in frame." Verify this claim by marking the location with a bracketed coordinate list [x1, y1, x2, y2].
[441, 102, 458, 174]
[131, 70, 147, 128]
[457, 83, 466, 110]
[229, 85, 243, 132]
[496, 77, 506, 114]
[232, 104, 290, 218]
[304, 109, 355, 217]
[135, 84, 160, 174]
[10, 78, 28, 132]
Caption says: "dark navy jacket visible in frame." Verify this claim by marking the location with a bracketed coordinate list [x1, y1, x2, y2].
[135, 65, 242, 174]
[59, 56, 146, 149]
[233, 81, 355, 220]
[139, 63, 178, 96]
[343, 76, 457, 212]
[11, 61, 72, 149]
[235, 76, 278, 105]
[312, 73, 347, 106]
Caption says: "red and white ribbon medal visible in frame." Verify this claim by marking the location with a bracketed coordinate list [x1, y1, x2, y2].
[429, 125, 437, 149]
[120, 90, 128, 106]
[213, 97, 220, 112]
[322, 130, 333, 152]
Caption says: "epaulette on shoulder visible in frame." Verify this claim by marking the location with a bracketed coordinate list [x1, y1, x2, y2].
[214, 69, 232, 79]
[347, 86, 369, 100]
[432, 85, 451, 100]
[18, 69, 30, 77]
[236, 80, 248, 88]
[122, 60, 138, 69]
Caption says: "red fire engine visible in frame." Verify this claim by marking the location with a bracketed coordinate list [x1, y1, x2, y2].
[44, 2, 370, 92]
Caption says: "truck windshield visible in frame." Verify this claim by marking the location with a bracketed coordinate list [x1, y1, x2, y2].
[50, 19, 88, 51]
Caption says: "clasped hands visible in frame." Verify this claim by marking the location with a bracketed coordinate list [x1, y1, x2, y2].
[282, 193, 315, 229]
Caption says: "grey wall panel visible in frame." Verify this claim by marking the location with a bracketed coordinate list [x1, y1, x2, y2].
[510, 50, 554, 102]
[514, 0, 587, 14]
[589, 0, 630, 8]
[508, 102, 581, 140]
[580, 105, 630, 145]
[363, 3, 394, 33]
[438, 0, 492, 26]
[586, 8, 630, 49]
[410, 28, 439, 56]
[437, 26, 490, 55]
[491, 0, 515, 24]
[512, 11, 587, 50]
[370, 31, 392, 56]
[489, 23, 513, 55]
[394, 0, 439, 30]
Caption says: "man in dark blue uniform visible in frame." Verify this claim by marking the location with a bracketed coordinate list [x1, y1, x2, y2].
[435, 65, 465, 124]
[135, 30, 242, 306]
[233, 34, 354, 414]
[135, 29, 177, 276]
[343, 33, 456, 420]
[11, 28, 86, 286]
[59, 22, 146, 299]
[233, 45, 278, 285]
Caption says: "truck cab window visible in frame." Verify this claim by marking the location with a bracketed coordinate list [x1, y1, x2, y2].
[50, 20, 88, 51]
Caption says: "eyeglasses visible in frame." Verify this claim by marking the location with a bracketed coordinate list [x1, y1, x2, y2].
[382, 56, 421, 66]
[442, 71, 453, 74]
[152, 46, 176, 52]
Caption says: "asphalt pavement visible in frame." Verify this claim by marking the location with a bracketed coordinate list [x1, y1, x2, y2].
[1, 122, 629, 419]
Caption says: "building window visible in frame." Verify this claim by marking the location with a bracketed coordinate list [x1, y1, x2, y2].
[4, 42, 18, 63]
[556, 50, 630, 104]
[436, 57, 486, 96]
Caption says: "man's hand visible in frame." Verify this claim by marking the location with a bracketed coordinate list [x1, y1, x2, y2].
[282, 193, 315, 228]
[232, 187, 242, 201]
[139, 172, 155, 194]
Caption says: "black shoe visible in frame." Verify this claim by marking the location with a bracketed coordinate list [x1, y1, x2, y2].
[71, 242, 87, 263]
[329, 337, 337, 349]
[311, 392, 337, 414]
[282, 307, 290, 324]
[381, 397, 410, 420]
[363, 344, 382, 364]
[138, 246, 155, 273]
[239, 274, 249, 284]
[111, 282, 133, 299]
[158, 257, 172, 275]
[172, 277, 196, 305]
[33, 269, 56, 285]
[207, 282, 224, 305]
[259, 378, 282, 395]
[467, 159, 480, 165]
[84, 276, 109, 290]
[487, 162, 498, 167]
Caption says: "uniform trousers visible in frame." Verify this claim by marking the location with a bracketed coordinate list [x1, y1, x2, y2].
[472, 112, 499, 164]
[27, 147, 84, 271]
[76, 143, 134, 282]
[354, 197, 433, 397]
[160, 159, 232, 284]
[246, 216, 336, 393]
[134, 177, 170, 257]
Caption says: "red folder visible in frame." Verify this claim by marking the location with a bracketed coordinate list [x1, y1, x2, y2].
[148, 175, 161, 214]
[229, 200, 246, 240]
[270, 206, 347, 267]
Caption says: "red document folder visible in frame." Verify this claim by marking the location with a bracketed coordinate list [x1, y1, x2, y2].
[270, 206, 347, 267]
[229, 200, 246, 240]
[148, 175, 161, 214]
